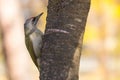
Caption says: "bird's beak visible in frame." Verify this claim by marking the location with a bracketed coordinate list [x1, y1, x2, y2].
[33, 12, 43, 25]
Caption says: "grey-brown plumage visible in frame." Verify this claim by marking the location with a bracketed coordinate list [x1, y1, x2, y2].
[24, 13, 43, 70]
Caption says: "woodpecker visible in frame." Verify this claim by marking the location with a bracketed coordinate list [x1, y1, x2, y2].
[24, 13, 43, 70]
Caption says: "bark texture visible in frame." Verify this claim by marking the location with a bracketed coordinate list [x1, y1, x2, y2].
[40, 0, 90, 80]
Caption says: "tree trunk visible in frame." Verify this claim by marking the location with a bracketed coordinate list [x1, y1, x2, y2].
[0, 0, 31, 80]
[40, 0, 90, 80]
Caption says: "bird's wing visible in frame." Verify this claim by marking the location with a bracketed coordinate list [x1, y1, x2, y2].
[25, 37, 38, 68]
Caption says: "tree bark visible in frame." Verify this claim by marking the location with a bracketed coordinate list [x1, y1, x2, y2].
[40, 0, 90, 80]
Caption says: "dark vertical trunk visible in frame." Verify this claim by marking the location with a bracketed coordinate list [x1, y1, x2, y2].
[40, 0, 90, 80]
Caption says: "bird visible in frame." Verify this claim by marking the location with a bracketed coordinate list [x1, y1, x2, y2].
[24, 12, 43, 70]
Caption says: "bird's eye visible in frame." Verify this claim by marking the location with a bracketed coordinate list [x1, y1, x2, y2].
[32, 17, 36, 22]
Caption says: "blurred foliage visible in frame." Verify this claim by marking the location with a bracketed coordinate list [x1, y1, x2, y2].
[81, 0, 120, 80]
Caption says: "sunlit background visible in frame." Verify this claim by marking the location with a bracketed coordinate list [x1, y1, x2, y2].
[0, 0, 120, 80]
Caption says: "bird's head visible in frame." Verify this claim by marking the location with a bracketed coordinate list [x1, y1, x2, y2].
[24, 12, 43, 36]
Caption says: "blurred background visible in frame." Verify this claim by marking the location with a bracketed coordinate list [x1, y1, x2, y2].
[0, 0, 120, 80]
